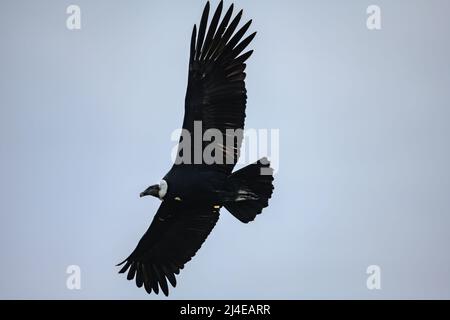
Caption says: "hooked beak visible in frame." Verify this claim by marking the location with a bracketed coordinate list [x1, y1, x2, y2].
[140, 184, 159, 198]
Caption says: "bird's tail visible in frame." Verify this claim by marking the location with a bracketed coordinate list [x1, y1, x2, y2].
[224, 158, 274, 223]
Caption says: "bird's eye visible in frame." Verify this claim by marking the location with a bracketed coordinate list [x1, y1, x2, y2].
[174, 197, 182, 201]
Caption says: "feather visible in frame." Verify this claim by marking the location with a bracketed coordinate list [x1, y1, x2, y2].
[154, 265, 169, 296]
[225, 50, 253, 70]
[219, 20, 252, 61]
[205, 4, 234, 60]
[211, 10, 243, 60]
[144, 281, 152, 294]
[201, 0, 223, 60]
[126, 262, 136, 280]
[118, 260, 131, 274]
[142, 265, 152, 294]
[149, 264, 159, 294]
[162, 265, 177, 288]
[190, 25, 197, 63]
[135, 263, 144, 288]
[228, 32, 256, 60]
[195, 1, 210, 60]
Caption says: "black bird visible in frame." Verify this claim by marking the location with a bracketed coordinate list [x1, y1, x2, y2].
[118, 1, 274, 296]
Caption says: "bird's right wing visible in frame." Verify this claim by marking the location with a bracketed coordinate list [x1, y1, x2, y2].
[118, 200, 220, 296]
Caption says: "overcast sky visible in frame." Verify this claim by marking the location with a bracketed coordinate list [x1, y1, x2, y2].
[1, 0, 450, 299]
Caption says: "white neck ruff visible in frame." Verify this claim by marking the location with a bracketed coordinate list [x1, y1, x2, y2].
[158, 180, 168, 199]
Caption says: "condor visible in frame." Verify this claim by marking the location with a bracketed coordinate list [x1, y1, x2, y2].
[118, 1, 274, 296]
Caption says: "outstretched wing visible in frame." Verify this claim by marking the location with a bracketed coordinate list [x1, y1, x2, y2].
[118, 201, 220, 296]
[176, 1, 256, 174]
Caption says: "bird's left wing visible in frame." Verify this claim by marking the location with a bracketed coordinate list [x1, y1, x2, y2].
[118, 200, 220, 296]
[176, 1, 256, 174]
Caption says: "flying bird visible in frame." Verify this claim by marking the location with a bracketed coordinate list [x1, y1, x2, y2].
[118, 1, 274, 296]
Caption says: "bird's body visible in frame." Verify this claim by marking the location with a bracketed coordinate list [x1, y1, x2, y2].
[118, 1, 275, 296]
[162, 165, 227, 206]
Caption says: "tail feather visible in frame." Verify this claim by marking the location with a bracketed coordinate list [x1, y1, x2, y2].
[224, 157, 274, 223]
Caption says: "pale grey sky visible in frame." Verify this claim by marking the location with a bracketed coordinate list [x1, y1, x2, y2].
[1, 0, 450, 299]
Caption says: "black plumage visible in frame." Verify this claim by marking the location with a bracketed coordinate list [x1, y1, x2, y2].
[118, 1, 274, 296]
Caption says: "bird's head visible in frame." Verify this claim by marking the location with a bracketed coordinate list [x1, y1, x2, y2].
[140, 180, 168, 200]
